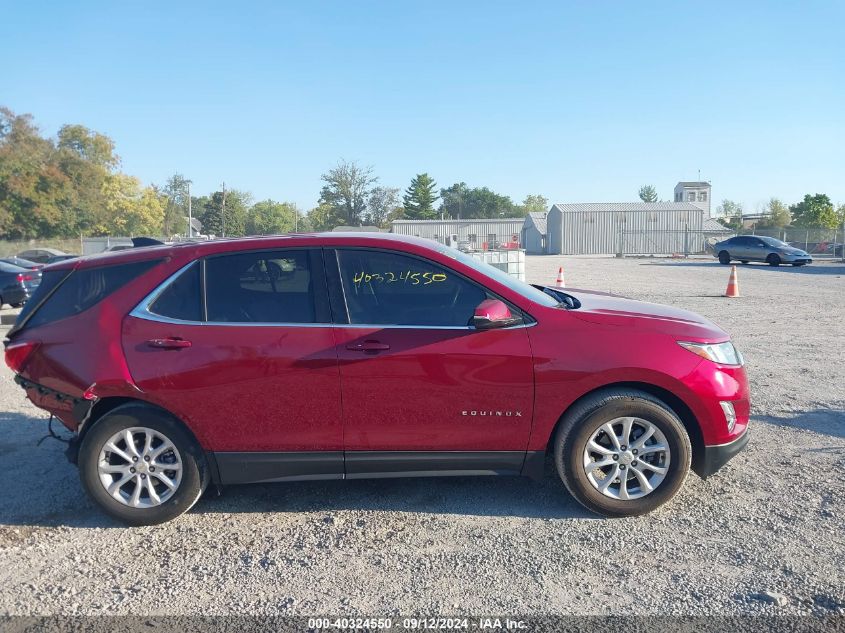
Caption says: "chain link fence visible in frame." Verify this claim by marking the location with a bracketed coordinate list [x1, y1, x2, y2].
[736, 226, 844, 258]
[618, 226, 845, 259]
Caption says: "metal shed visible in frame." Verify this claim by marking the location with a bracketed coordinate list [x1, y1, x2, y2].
[547, 202, 706, 255]
[521, 212, 548, 254]
[390, 219, 524, 249]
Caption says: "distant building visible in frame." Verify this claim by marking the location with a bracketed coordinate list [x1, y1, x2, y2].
[390, 218, 524, 249]
[332, 225, 384, 232]
[546, 202, 705, 255]
[521, 212, 549, 254]
[673, 181, 712, 217]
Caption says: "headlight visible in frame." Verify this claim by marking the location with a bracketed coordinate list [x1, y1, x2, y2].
[678, 341, 743, 366]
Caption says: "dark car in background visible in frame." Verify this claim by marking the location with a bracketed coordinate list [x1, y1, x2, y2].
[713, 235, 812, 266]
[0, 257, 42, 270]
[0, 262, 40, 307]
[44, 254, 79, 265]
[16, 248, 73, 264]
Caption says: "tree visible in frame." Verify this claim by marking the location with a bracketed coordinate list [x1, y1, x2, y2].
[307, 203, 345, 232]
[402, 173, 438, 219]
[638, 185, 658, 203]
[246, 200, 298, 235]
[716, 199, 743, 230]
[757, 198, 791, 228]
[161, 173, 191, 236]
[57, 124, 119, 170]
[520, 194, 548, 215]
[0, 107, 71, 238]
[366, 186, 401, 227]
[789, 194, 838, 229]
[318, 160, 377, 226]
[439, 183, 517, 219]
[199, 189, 251, 236]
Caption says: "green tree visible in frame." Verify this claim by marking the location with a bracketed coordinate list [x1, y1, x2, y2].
[247, 200, 298, 235]
[716, 199, 743, 230]
[757, 198, 791, 228]
[307, 203, 345, 232]
[638, 185, 658, 203]
[520, 194, 548, 215]
[0, 107, 70, 238]
[402, 173, 438, 219]
[789, 194, 838, 229]
[366, 186, 401, 226]
[161, 173, 191, 237]
[318, 160, 377, 226]
[199, 189, 251, 236]
[439, 183, 517, 219]
[57, 124, 119, 170]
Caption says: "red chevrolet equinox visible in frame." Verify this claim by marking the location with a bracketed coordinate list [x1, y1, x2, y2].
[4, 233, 749, 525]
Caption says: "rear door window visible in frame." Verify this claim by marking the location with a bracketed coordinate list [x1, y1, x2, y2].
[205, 250, 317, 323]
[148, 262, 202, 322]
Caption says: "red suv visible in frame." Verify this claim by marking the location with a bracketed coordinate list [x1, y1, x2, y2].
[5, 234, 750, 525]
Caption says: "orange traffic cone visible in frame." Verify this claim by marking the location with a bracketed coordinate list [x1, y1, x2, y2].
[724, 265, 740, 297]
[555, 266, 566, 288]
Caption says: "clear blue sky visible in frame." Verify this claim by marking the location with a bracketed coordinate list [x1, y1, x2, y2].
[4, 1, 844, 213]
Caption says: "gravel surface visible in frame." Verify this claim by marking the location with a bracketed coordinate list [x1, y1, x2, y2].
[0, 256, 843, 616]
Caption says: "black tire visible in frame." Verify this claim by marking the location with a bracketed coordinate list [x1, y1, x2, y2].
[553, 388, 692, 517]
[78, 403, 209, 526]
[766, 254, 781, 267]
[718, 251, 731, 264]
[740, 261, 749, 264]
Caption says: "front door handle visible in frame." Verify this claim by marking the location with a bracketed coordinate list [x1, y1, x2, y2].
[346, 340, 390, 352]
[147, 338, 192, 350]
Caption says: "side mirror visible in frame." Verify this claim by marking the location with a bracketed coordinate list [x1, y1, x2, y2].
[472, 299, 521, 330]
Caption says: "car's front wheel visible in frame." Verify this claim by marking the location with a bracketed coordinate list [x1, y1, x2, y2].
[78, 404, 208, 526]
[718, 251, 731, 264]
[767, 254, 781, 266]
[553, 389, 692, 517]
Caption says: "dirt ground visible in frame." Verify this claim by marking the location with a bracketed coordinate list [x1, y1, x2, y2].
[0, 255, 843, 616]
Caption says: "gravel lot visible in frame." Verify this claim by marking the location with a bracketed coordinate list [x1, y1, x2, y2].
[0, 256, 843, 616]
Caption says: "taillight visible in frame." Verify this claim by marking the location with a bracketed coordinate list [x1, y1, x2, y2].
[4, 341, 40, 373]
[16, 273, 33, 283]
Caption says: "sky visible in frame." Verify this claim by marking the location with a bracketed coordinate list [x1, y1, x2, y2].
[3, 1, 844, 214]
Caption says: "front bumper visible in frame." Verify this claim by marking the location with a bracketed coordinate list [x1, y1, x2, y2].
[780, 253, 812, 264]
[695, 428, 749, 478]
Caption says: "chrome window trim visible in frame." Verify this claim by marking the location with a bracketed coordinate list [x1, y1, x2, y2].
[130, 260, 538, 331]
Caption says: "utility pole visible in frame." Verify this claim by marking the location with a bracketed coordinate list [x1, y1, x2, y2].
[187, 181, 192, 238]
[221, 181, 226, 238]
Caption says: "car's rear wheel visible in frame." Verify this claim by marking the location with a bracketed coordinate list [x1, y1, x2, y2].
[767, 253, 781, 266]
[78, 404, 208, 526]
[718, 251, 731, 264]
[553, 389, 692, 517]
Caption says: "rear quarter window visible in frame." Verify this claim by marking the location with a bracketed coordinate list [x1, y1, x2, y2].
[15, 260, 160, 332]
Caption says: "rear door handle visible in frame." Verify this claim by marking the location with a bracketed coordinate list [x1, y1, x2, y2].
[346, 340, 390, 352]
[147, 338, 192, 350]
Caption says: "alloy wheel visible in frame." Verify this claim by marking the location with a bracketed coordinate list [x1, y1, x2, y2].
[97, 427, 183, 508]
[582, 417, 670, 500]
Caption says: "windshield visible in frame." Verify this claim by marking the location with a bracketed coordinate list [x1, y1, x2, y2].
[438, 246, 559, 307]
[758, 236, 789, 247]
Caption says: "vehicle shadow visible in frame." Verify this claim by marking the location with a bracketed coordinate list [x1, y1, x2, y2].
[753, 408, 845, 440]
[0, 411, 593, 529]
[645, 261, 845, 275]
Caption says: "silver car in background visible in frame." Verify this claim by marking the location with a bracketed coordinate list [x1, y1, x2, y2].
[713, 235, 813, 267]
